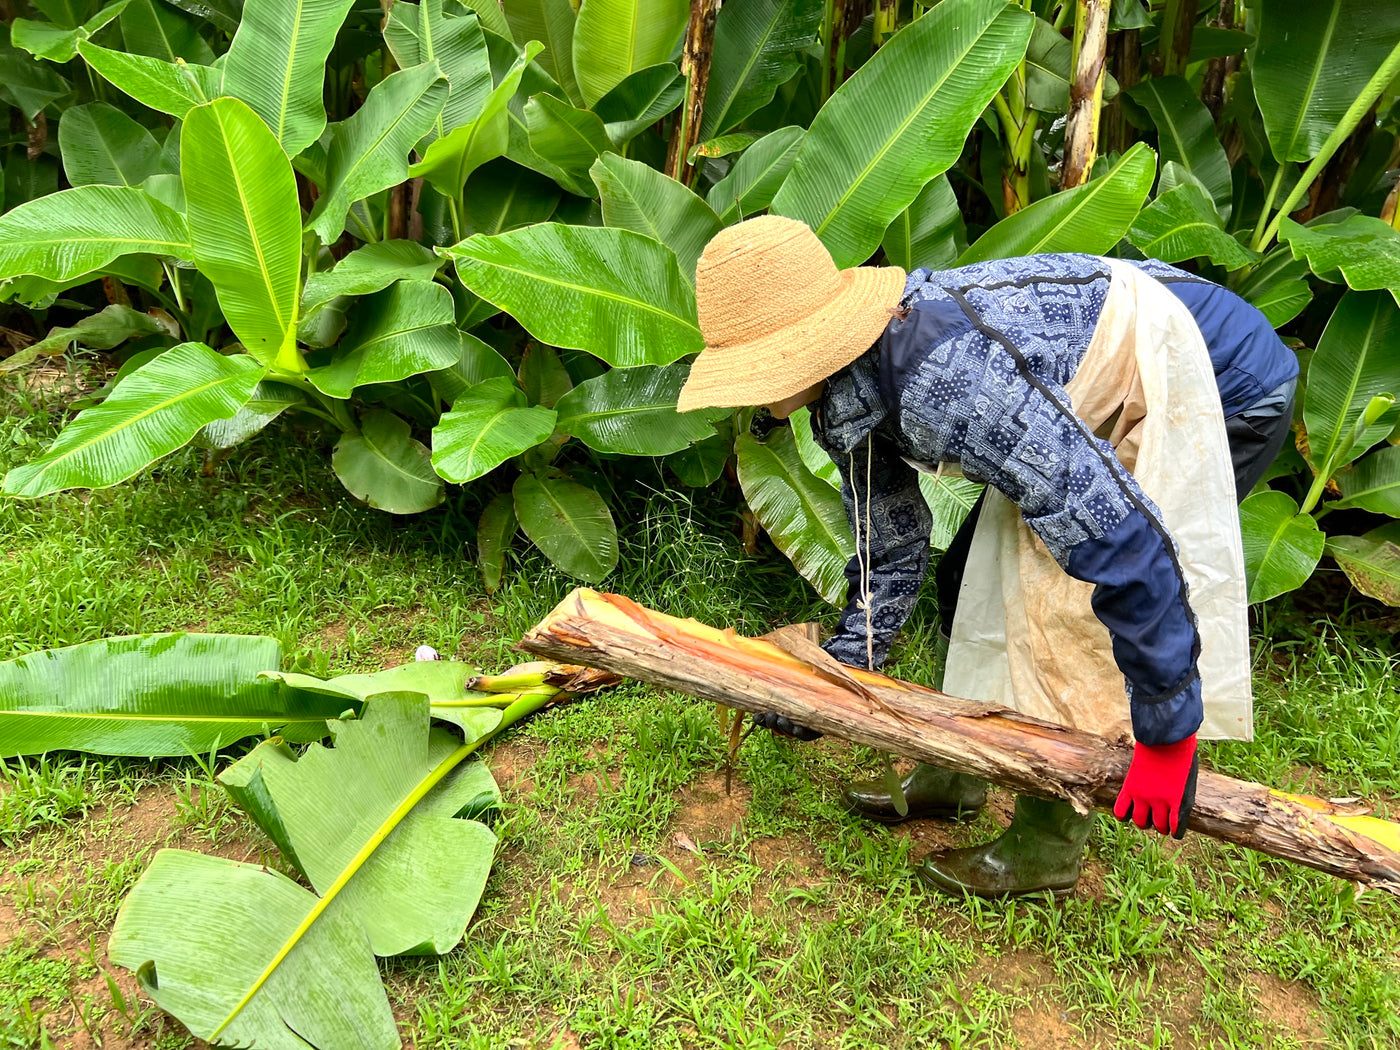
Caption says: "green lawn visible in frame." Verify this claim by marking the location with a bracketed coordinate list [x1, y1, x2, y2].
[1, 369, 1398, 1049]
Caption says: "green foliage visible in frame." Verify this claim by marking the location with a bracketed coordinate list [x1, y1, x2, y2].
[0, 633, 341, 757]
[1, 0, 1399, 604]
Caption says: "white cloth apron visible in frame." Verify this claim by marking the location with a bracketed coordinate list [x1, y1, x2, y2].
[940, 258, 1253, 741]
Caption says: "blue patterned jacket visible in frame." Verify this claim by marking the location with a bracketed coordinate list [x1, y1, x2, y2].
[811, 254, 1296, 747]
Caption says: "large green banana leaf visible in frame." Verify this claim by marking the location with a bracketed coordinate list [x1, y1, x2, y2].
[0, 633, 349, 758]
[1252, 0, 1400, 163]
[788, 406, 840, 487]
[737, 428, 854, 605]
[182, 98, 304, 374]
[221, 0, 357, 156]
[1278, 215, 1400, 302]
[591, 153, 722, 282]
[3, 343, 264, 498]
[428, 332, 517, 404]
[448, 224, 703, 367]
[1239, 490, 1325, 603]
[1304, 291, 1400, 474]
[771, 0, 1032, 269]
[525, 93, 614, 185]
[513, 471, 618, 581]
[11, 1, 128, 63]
[882, 174, 965, 272]
[518, 343, 574, 407]
[707, 126, 805, 224]
[503, 0, 583, 106]
[384, 0, 493, 138]
[593, 62, 685, 144]
[1326, 534, 1400, 606]
[411, 41, 541, 196]
[570, 0, 688, 107]
[300, 240, 444, 316]
[197, 381, 305, 451]
[462, 159, 562, 236]
[307, 281, 461, 398]
[119, 0, 213, 64]
[477, 491, 518, 593]
[333, 410, 445, 514]
[920, 474, 983, 552]
[959, 142, 1155, 263]
[1234, 247, 1314, 327]
[698, 0, 821, 142]
[1335, 445, 1400, 516]
[76, 40, 221, 117]
[1128, 77, 1233, 221]
[307, 63, 449, 243]
[553, 362, 725, 455]
[0, 185, 189, 283]
[1128, 182, 1260, 271]
[57, 102, 163, 187]
[110, 695, 501, 1049]
[431, 377, 559, 483]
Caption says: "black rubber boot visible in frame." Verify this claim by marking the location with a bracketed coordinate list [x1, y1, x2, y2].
[842, 763, 988, 824]
[914, 795, 1095, 899]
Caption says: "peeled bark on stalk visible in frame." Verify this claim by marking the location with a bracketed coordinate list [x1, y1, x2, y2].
[666, 0, 721, 187]
[521, 588, 1400, 895]
[1159, 0, 1197, 78]
[872, 0, 897, 48]
[1061, 0, 1110, 191]
[1382, 181, 1400, 229]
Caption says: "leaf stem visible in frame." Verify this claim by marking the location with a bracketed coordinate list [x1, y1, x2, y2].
[1252, 164, 1285, 250]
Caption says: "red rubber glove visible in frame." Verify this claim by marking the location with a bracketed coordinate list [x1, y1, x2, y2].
[1113, 734, 1199, 838]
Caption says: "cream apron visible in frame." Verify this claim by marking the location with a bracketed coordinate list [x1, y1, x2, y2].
[939, 258, 1253, 741]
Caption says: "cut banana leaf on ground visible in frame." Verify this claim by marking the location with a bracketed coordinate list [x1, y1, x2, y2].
[109, 693, 510, 1050]
[0, 633, 344, 758]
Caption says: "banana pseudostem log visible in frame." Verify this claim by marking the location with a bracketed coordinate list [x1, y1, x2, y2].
[520, 588, 1400, 895]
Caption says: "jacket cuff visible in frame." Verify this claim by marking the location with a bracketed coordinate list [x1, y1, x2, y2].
[1129, 672, 1204, 746]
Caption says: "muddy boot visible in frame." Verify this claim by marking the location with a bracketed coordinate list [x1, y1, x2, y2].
[914, 795, 1094, 898]
[842, 763, 988, 824]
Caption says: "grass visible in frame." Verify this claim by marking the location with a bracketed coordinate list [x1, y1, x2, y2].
[0, 367, 1398, 1048]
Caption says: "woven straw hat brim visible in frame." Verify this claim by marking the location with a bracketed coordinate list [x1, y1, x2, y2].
[677, 264, 906, 412]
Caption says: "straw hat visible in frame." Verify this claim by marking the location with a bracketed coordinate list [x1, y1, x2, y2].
[676, 215, 906, 412]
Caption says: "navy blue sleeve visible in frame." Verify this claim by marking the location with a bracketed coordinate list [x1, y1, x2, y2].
[819, 428, 932, 671]
[890, 301, 1203, 745]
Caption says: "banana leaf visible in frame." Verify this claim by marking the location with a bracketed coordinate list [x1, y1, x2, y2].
[771, 0, 1033, 269]
[553, 362, 725, 455]
[431, 377, 559, 483]
[221, 0, 357, 156]
[300, 240, 444, 317]
[1304, 291, 1400, 474]
[448, 223, 703, 367]
[882, 174, 965, 272]
[384, 0, 493, 138]
[1252, 0, 1400, 163]
[591, 153, 722, 282]
[513, 471, 618, 582]
[698, 0, 821, 142]
[307, 62, 450, 243]
[959, 142, 1155, 263]
[503, 0, 584, 106]
[307, 281, 461, 398]
[1234, 247, 1314, 328]
[333, 410, 445, 515]
[1326, 534, 1400, 606]
[120, 0, 213, 64]
[1128, 182, 1260, 270]
[0, 185, 189, 283]
[1239, 490, 1325, 603]
[110, 694, 506, 1049]
[570, 0, 688, 107]
[1278, 215, 1400, 301]
[0, 633, 347, 758]
[76, 40, 220, 117]
[706, 126, 805, 224]
[736, 427, 854, 605]
[477, 491, 519, 593]
[2, 343, 265, 498]
[1335, 445, 1400, 516]
[593, 62, 685, 144]
[58, 102, 163, 188]
[1128, 76, 1233, 220]
[182, 98, 304, 374]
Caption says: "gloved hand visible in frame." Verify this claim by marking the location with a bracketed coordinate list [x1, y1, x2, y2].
[1113, 734, 1198, 838]
[751, 711, 823, 741]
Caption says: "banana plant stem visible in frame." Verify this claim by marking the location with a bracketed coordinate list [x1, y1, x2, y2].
[1254, 38, 1400, 251]
[1252, 164, 1285, 249]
